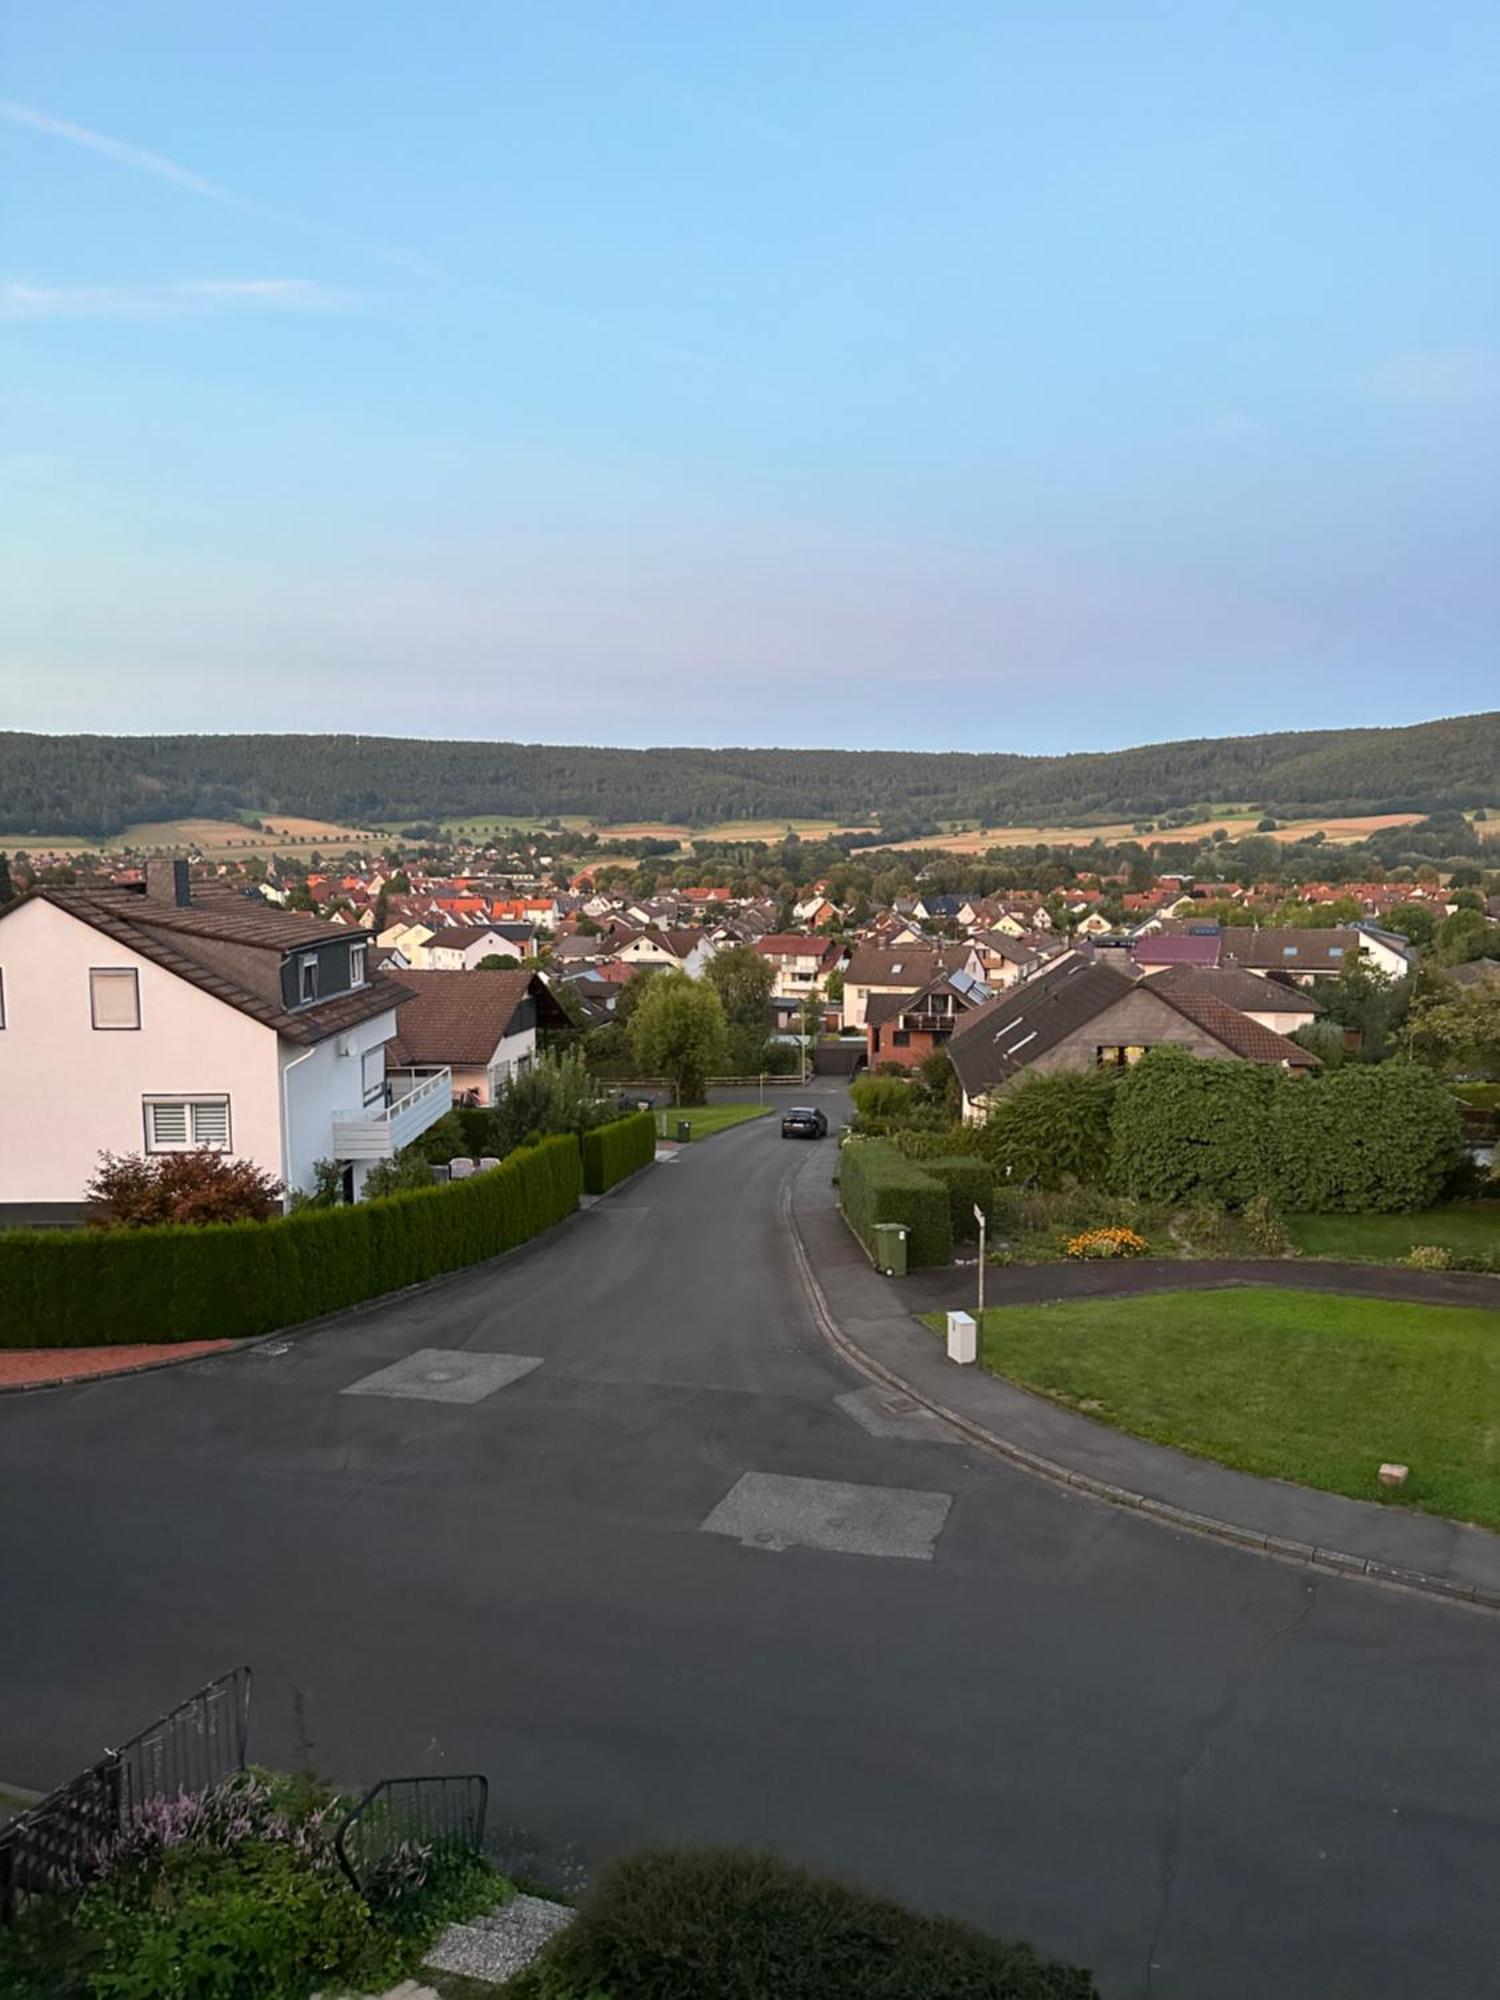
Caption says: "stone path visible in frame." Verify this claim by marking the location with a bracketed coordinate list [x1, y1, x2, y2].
[422, 1893, 575, 1983]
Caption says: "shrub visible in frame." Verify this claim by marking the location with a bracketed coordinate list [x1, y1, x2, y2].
[1064, 1227, 1149, 1260]
[1407, 1244, 1452, 1270]
[581, 1111, 656, 1194]
[85, 1149, 284, 1227]
[1111, 1048, 1276, 1207]
[362, 1149, 438, 1198]
[979, 1071, 1116, 1190]
[507, 1847, 1099, 2000]
[849, 1075, 916, 1122]
[0, 1135, 582, 1348]
[838, 1140, 953, 1269]
[1242, 1192, 1292, 1258]
[922, 1157, 997, 1240]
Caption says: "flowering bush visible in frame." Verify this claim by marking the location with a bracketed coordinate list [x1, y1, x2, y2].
[1406, 1244, 1452, 1271]
[1063, 1227, 1149, 1260]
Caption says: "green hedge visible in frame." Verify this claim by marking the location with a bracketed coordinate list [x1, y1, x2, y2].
[508, 1847, 1099, 2000]
[1110, 1047, 1463, 1213]
[839, 1139, 952, 1269]
[922, 1157, 998, 1241]
[978, 1070, 1117, 1190]
[581, 1111, 657, 1195]
[0, 1135, 582, 1349]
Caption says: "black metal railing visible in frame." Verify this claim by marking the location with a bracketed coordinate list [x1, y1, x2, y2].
[0, 1667, 252, 1922]
[334, 1774, 489, 1896]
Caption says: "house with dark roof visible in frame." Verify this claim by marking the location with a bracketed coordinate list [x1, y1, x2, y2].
[385, 968, 571, 1104]
[946, 953, 1318, 1122]
[0, 859, 452, 1218]
[841, 943, 981, 1030]
[1138, 962, 1324, 1039]
[1220, 928, 1361, 985]
[866, 967, 995, 1070]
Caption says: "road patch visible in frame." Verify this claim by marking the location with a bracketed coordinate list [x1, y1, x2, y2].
[342, 1348, 542, 1405]
[835, 1385, 960, 1443]
[701, 1470, 951, 1560]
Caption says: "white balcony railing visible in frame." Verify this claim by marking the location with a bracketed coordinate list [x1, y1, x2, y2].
[332, 1067, 453, 1160]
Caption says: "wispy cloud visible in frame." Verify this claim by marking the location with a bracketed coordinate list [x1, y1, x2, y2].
[0, 278, 355, 319]
[0, 98, 240, 204]
[1361, 350, 1500, 407]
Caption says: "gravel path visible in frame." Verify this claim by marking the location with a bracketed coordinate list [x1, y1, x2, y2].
[422, 1894, 575, 1983]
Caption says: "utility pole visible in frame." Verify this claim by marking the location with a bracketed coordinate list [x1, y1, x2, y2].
[975, 1203, 986, 1324]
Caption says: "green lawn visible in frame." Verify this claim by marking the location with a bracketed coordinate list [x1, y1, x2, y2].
[1287, 1204, 1500, 1263]
[658, 1103, 773, 1139]
[926, 1289, 1500, 1530]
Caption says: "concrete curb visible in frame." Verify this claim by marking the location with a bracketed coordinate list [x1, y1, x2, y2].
[0, 1159, 658, 1399]
[781, 1178, 1500, 1617]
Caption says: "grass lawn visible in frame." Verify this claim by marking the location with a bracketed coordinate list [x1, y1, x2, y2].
[925, 1289, 1500, 1530]
[1287, 1205, 1500, 1263]
[658, 1103, 773, 1139]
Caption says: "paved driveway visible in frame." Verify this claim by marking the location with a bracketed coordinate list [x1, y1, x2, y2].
[1, 1085, 1496, 1998]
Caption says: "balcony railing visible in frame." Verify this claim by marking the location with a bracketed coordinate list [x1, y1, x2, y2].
[333, 1067, 453, 1160]
[900, 1011, 958, 1035]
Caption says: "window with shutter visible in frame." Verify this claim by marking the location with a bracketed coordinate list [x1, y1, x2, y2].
[144, 1097, 230, 1151]
[299, 956, 319, 1003]
[90, 968, 141, 1029]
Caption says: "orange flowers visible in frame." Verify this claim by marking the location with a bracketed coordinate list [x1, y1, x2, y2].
[1064, 1227, 1149, 1260]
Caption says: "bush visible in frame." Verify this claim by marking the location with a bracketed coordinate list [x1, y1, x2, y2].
[1242, 1193, 1292, 1258]
[0, 1135, 582, 1348]
[1111, 1049, 1276, 1207]
[581, 1111, 656, 1194]
[1064, 1227, 1149, 1260]
[849, 1075, 916, 1122]
[923, 1157, 998, 1240]
[85, 1149, 284, 1227]
[508, 1847, 1099, 2000]
[979, 1071, 1116, 1190]
[1407, 1244, 1452, 1270]
[838, 1140, 952, 1269]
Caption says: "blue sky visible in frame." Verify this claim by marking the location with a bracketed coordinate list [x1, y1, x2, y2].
[3, 3, 1497, 753]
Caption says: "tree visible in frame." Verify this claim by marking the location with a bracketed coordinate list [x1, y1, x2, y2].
[1384, 902, 1438, 950]
[1435, 907, 1499, 966]
[86, 1149, 284, 1227]
[1406, 984, 1500, 1079]
[628, 971, 728, 1104]
[706, 944, 776, 1073]
[1316, 959, 1412, 1062]
[477, 953, 522, 970]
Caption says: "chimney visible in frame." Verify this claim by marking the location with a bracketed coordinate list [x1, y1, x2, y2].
[145, 858, 192, 908]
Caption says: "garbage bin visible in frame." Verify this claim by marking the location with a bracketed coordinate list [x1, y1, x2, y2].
[676, 1119, 692, 1143]
[871, 1222, 908, 1277]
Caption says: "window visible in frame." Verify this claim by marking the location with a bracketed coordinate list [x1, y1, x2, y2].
[1096, 1044, 1147, 1068]
[1281, 945, 1299, 958]
[892, 1029, 911, 1047]
[299, 955, 319, 1004]
[144, 1096, 231, 1151]
[90, 967, 140, 1030]
[350, 943, 367, 987]
[361, 1045, 386, 1104]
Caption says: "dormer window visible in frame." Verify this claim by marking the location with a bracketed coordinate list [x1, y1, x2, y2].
[350, 943, 367, 988]
[299, 955, 319, 1004]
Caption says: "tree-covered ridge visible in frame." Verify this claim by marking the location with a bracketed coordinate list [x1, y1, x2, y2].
[1, 711, 1497, 838]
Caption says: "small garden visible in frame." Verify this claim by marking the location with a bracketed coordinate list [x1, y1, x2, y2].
[0, 1767, 508, 2000]
[657, 1102, 772, 1140]
[922, 1290, 1500, 1532]
[842, 1054, 1499, 1272]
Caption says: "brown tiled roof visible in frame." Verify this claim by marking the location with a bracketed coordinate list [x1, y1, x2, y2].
[1142, 963, 1323, 1016]
[1155, 990, 1321, 1069]
[386, 969, 569, 1066]
[1221, 929, 1360, 974]
[845, 944, 966, 986]
[20, 888, 402, 1045]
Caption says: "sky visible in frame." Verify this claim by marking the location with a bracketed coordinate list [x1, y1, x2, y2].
[2, 2, 1498, 755]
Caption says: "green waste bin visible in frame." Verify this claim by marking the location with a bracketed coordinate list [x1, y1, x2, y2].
[676, 1119, 692, 1143]
[871, 1222, 908, 1277]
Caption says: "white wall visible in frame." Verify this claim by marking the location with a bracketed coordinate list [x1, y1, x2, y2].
[0, 898, 282, 1203]
[279, 1009, 398, 1196]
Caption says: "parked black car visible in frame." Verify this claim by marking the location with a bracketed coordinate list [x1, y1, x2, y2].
[781, 1105, 828, 1139]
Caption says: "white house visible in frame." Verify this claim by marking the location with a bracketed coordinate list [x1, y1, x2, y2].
[423, 925, 535, 970]
[385, 968, 572, 1104]
[0, 862, 452, 1220]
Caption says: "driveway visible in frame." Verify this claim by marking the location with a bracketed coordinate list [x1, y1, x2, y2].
[1, 1083, 1496, 1999]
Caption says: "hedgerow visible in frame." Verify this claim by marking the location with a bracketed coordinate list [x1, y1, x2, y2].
[0, 1134, 583, 1349]
[581, 1110, 656, 1194]
[921, 1157, 998, 1240]
[839, 1140, 952, 1268]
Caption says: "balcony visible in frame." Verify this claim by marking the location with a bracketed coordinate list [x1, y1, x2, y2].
[332, 1067, 453, 1160]
[899, 1011, 958, 1036]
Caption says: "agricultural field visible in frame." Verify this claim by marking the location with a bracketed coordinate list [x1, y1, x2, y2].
[0, 815, 379, 859]
[872, 810, 1428, 855]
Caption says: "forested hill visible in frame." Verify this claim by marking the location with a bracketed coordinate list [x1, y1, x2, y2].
[1, 713, 1496, 839]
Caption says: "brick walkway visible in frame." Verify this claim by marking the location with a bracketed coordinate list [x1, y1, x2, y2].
[0, 1342, 233, 1391]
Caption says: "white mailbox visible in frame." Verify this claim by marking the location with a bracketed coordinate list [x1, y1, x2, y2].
[946, 1310, 977, 1365]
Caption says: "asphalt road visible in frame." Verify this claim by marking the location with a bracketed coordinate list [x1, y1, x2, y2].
[2, 1085, 1497, 1998]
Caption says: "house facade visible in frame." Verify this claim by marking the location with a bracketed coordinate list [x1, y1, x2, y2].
[385, 968, 572, 1105]
[0, 864, 452, 1218]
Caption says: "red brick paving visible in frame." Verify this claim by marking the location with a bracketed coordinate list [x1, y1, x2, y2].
[0, 1342, 233, 1389]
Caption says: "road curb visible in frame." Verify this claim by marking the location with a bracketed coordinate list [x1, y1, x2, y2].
[781, 1178, 1500, 1616]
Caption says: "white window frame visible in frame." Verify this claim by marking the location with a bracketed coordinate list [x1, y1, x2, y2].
[350, 942, 368, 988]
[299, 954, 320, 1004]
[361, 1044, 386, 1105]
[143, 1095, 232, 1153]
[90, 966, 141, 1031]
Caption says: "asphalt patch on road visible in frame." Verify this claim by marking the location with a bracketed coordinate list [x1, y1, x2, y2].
[701, 1470, 952, 1560]
[342, 1348, 543, 1405]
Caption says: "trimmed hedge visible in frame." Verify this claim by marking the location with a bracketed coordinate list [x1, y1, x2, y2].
[0, 1135, 582, 1349]
[923, 1157, 998, 1241]
[508, 1847, 1099, 2000]
[582, 1110, 657, 1195]
[1111, 1047, 1463, 1213]
[839, 1139, 952, 1269]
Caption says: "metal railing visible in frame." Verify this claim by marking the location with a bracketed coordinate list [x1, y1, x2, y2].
[334, 1774, 489, 1896]
[0, 1667, 251, 1922]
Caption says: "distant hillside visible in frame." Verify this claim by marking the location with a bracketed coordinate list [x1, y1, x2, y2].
[0, 714, 1496, 840]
